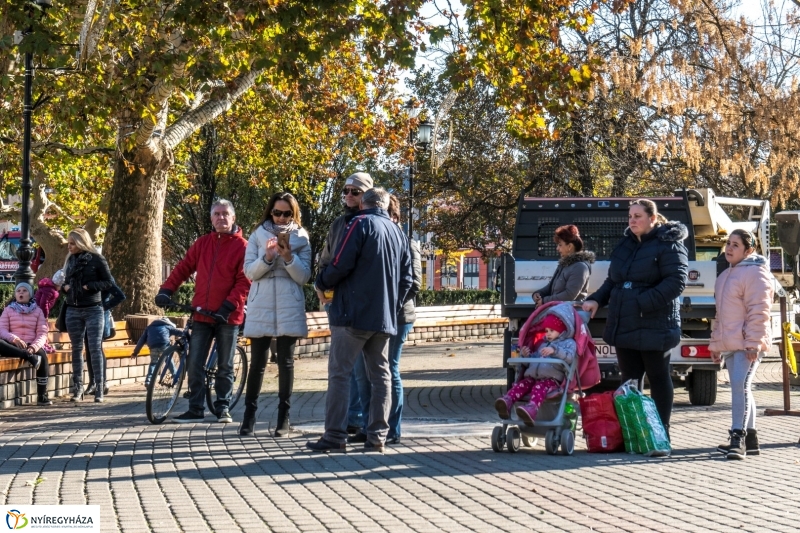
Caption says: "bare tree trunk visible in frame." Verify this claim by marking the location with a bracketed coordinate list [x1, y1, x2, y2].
[103, 143, 173, 316]
[571, 114, 593, 196]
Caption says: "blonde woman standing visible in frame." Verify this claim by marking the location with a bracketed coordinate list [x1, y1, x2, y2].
[61, 228, 113, 402]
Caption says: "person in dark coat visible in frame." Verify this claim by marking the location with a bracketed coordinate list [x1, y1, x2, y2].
[534, 224, 596, 305]
[582, 199, 688, 431]
[131, 318, 183, 386]
[34, 277, 60, 318]
[307, 187, 413, 453]
[317, 172, 374, 434]
[61, 228, 114, 403]
[350, 194, 422, 446]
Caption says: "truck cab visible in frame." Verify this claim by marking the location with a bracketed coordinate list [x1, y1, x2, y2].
[500, 189, 794, 406]
[0, 231, 44, 282]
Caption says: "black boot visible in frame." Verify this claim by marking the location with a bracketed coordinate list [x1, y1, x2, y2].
[274, 340, 294, 437]
[745, 429, 760, 455]
[239, 408, 256, 436]
[274, 406, 290, 437]
[726, 429, 746, 460]
[37, 377, 51, 406]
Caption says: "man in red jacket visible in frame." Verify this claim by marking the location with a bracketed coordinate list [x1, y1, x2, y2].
[156, 199, 251, 424]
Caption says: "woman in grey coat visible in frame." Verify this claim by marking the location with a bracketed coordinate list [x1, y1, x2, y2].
[240, 192, 312, 437]
[534, 225, 595, 306]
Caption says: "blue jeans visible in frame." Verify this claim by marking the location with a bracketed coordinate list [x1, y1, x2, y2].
[348, 372, 363, 427]
[355, 322, 413, 437]
[145, 346, 166, 385]
[387, 322, 413, 439]
[66, 305, 105, 389]
[353, 353, 371, 429]
[187, 321, 237, 415]
[103, 309, 113, 339]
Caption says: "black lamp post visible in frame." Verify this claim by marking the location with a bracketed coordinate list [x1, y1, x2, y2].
[15, 0, 52, 288]
[408, 119, 433, 240]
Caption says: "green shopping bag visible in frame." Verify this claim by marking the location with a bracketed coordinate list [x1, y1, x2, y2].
[613, 380, 671, 457]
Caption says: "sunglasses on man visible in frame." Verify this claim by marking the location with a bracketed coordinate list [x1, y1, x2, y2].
[342, 188, 363, 196]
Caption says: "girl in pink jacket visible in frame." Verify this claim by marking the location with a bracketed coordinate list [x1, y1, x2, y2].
[0, 282, 51, 405]
[710, 229, 774, 460]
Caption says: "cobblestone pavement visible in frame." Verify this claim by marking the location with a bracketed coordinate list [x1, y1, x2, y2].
[2, 339, 800, 532]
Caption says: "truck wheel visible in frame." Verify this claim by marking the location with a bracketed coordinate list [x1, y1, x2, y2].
[688, 369, 717, 406]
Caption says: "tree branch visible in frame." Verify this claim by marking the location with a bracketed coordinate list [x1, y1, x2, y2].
[31, 142, 115, 156]
[79, 0, 115, 69]
[163, 69, 265, 150]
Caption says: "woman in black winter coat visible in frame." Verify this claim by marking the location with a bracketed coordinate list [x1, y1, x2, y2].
[61, 228, 113, 403]
[582, 199, 688, 432]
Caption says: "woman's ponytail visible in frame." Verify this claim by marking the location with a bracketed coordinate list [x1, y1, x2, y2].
[631, 198, 668, 225]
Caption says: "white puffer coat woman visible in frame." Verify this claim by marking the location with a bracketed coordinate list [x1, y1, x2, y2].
[243, 221, 312, 338]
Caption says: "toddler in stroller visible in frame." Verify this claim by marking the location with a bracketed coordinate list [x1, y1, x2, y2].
[491, 301, 600, 454]
[495, 311, 576, 426]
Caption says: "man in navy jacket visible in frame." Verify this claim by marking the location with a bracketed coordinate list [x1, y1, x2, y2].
[308, 187, 413, 453]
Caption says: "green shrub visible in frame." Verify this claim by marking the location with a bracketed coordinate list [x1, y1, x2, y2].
[94, 283, 498, 318]
[0, 284, 13, 308]
[167, 282, 321, 313]
[416, 289, 500, 306]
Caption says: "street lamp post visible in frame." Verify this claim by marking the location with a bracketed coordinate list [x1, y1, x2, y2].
[409, 120, 432, 240]
[15, 0, 52, 288]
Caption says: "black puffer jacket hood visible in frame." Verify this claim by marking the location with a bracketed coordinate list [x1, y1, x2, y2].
[624, 220, 689, 242]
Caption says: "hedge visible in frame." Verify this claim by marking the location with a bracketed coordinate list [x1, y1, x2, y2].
[170, 285, 499, 311]
[10, 281, 500, 319]
[170, 283, 319, 313]
[416, 289, 500, 306]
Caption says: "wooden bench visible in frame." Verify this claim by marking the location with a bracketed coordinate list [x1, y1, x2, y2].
[0, 317, 173, 408]
[0, 305, 508, 407]
[293, 304, 507, 356]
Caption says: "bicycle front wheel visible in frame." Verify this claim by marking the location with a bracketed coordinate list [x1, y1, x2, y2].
[205, 345, 249, 413]
[146, 346, 185, 424]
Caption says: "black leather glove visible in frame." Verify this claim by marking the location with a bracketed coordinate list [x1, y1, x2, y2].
[214, 300, 236, 324]
[154, 288, 173, 308]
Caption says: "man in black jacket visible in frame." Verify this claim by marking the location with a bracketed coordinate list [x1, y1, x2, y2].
[308, 187, 413, 453]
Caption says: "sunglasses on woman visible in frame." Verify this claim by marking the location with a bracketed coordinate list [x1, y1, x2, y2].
[342, 188, 363, 196]
[271, 209, 293, 218]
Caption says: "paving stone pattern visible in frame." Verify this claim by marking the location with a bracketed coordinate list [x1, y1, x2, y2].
[1, 339, 800, 532]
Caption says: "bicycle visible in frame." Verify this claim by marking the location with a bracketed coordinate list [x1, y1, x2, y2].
[145, 302, 249, 424]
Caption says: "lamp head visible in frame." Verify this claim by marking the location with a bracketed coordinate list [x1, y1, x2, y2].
[417, 120, 433, 147]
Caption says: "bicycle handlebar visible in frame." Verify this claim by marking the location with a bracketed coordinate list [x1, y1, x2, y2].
[166, 300, 224, 322]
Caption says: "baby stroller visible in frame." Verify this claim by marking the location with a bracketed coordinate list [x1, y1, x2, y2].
[491, 301, 600, 455]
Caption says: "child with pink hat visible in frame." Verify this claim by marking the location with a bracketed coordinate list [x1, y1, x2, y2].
[495, 312, 576, 426]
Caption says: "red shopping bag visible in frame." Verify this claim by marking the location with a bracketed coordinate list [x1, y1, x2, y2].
[579, 391, 625, 453]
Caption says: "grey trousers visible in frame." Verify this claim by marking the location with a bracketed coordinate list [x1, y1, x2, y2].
[723, 350, 763, 431]
[324, 326, 391, 445]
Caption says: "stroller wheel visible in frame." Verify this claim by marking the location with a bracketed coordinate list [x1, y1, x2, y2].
[560, 429, 575, 456]
[491, 426, 504, 452]
[521, 434, 538, 448]
[544, 429, 559, 455]
[506, 426, 521, 453]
